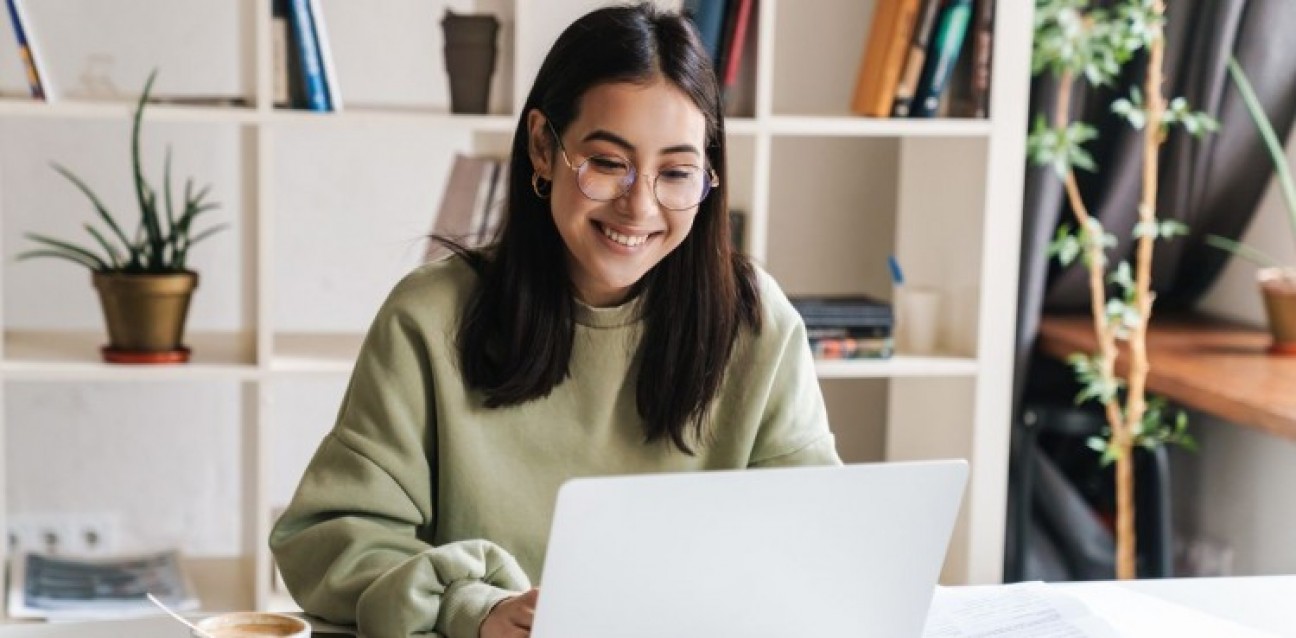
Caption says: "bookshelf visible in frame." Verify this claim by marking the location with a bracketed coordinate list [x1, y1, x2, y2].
[0, 0, 1032, 616]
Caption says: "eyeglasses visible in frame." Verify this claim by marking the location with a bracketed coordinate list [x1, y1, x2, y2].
[545, 119, 719, 212]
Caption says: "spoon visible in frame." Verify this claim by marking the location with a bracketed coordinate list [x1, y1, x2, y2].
[146, 592, 215, 638]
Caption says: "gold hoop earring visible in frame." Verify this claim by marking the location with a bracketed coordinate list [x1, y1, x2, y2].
[531, 171, 552, 199]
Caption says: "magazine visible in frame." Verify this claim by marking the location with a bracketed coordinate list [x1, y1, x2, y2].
[6, 548, 200, 620]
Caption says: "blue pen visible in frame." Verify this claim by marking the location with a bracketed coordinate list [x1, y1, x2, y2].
[888, 255, 905, 287]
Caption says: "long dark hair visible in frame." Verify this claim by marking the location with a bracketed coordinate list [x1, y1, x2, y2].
[447, 3, 761, 453]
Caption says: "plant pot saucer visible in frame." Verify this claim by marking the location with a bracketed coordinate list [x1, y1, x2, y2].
[101, 345, 191, 364]
[1269, 341, 1296, 356]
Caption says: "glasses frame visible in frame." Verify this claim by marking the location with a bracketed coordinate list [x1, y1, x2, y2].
[543, 118, 719, 212]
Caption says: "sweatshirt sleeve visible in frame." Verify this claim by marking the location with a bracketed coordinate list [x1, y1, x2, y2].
[748, 312, 843, 468]
[269, 286, 530, 637]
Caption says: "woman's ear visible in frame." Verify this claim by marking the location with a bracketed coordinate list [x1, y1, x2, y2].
[526, 109, 553, 178]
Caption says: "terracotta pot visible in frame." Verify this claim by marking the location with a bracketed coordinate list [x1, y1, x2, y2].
[1258, 267, 1296, 354]
[92, 271, 198, 362]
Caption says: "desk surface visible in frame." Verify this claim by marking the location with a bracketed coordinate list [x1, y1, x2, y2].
[1, 576, 1292, 637]
[1038, 314, 1296, 441]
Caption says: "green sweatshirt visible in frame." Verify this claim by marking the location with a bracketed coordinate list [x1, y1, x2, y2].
[269, 255, 840, 638]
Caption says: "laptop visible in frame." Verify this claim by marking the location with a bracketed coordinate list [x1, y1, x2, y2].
[530, 459, 968, 638]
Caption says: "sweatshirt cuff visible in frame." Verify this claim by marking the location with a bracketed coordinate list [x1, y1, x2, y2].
[439, 580, 518, 638]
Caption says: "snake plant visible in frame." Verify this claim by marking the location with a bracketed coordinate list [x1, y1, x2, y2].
[18, 70, 225, 273]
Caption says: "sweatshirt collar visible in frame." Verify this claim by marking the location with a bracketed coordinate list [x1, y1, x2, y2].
[573, 295, 645, 328]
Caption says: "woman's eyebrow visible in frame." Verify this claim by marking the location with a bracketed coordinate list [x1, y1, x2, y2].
[581, 129, 701, 157]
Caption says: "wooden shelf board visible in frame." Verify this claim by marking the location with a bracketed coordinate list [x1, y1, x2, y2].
[270, 333, 364, 374]
[2, 331, 256, 380]
[1037, 313, 1296, 441]
[815, 354, 978, 379]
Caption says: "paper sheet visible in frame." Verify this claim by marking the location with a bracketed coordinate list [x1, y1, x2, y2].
[924, 581, 1279, 638]
[924, 582, 1118, 637]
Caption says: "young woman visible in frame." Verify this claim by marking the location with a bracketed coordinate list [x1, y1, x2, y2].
[270, 4, 839, 637]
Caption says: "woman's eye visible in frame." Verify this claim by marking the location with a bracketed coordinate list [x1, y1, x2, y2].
[589, 156, 630, 174]
[660, 167, 699, 182]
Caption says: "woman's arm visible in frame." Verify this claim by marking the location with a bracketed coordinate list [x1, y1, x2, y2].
[270, 289, 529, 637]
[748, 309, 843, 469]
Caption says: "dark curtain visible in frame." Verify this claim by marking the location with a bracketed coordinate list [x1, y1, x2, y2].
[1008, 0, 1296, 580]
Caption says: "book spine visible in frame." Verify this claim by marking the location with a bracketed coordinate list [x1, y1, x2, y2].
[720, 0, 753, 88]
[851, 0, 921, 117]
[5, 0, 47, 101]
[307, 0, 341, 111]
[890, 0, 942, 117]
[684, 0, 727, 66]
[288, 0, 329, 112]
[969, 0, 994, 118]
[271, 0, 290, 107]
[809, 336, 894, 360]
[910, 0, 973, 118]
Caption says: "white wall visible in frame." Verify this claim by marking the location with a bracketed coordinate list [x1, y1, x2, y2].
[1181, 127, 1296, 575]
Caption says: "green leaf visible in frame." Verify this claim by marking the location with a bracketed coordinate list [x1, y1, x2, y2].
[16, 249, 102, 271]
[1205, 234, 1281, 268]
[50, 163, 133, 254]
[23, 232, 109, 271]
[1228, 57, 1296, 243]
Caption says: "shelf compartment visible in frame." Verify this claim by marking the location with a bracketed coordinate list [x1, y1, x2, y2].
[765, 115, 992, 138]
[271, 333, 363, 374]
[266, 107, 516, 131]
[815, 354, 978, 379]
[2, 331, 256, 380]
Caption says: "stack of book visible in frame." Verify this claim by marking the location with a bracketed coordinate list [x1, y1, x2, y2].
[425, 154, 509, 261]
[790, 295, 894, 360]
[682, 0, 755, 104]
[850, 0, 995, 119]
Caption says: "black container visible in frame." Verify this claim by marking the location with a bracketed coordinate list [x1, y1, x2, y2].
[442, 10, 499, 114]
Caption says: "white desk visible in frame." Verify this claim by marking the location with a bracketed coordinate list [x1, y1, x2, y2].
[0, 576, 1291, 637]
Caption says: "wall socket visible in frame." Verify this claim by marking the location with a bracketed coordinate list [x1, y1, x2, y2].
[6, 512, 120, 556]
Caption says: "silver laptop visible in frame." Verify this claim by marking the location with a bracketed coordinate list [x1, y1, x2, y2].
[531, 460, 968, 638]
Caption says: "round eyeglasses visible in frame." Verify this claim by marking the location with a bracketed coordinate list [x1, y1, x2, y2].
[545, 119, 719, 212]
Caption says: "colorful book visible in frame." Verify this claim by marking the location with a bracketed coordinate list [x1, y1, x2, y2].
[307, 0, 342, 111]
[287, 0, 329, 111]
[719, 0, 754, 89]
[850, 0, 922, 117]
[683, 0, 728, 67]
[969, 0, 995, 118]
[890, 0, 942, 117]
[809, 336, 894, 360]
[5, 0, 54, 101]
[910, 0, 973, 118]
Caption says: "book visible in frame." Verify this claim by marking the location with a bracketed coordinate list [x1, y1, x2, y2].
[308, 0, 342, 111]
[719, 0, 754, 90]
[427, 155, 505, 261]
[910, 0, 973, 118]
[271, 0, 293, 107]
[683, 0, 728, 67]
[4, 0, 54, 101]
[850, 0, 922, 117]
[809, 336, 894, 360]
[6, 549, 199, 620]
[790, 295, 893, 326]
[969, 0, 995, 118]
[890, 0, 942, 117]
[287, 0, 329, 111]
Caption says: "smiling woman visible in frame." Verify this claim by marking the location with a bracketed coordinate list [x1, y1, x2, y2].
[268, 4, 842, 638]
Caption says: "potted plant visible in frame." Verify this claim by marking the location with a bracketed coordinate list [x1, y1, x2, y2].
[1206, 58, 1296, 354]
[1029, 0, 1211, 579]
[17, 70, 225, 363]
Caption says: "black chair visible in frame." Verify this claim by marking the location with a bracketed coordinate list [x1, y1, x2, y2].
[1006, 403, 1173, 582]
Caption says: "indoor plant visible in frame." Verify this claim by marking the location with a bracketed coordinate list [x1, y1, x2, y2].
[1206, 58, 1296, 353]
[18, 70, 225, 363]
[1029, 0, 1211, 579]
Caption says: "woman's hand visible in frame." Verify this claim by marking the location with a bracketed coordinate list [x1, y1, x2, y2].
[480, 588, 539, 638]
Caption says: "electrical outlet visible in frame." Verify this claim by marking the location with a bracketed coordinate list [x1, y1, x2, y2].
[7, 512, 120, 556]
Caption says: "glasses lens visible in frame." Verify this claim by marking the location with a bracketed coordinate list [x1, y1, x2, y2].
[654, 166, 710, 211]
[576, 156, 634, 201]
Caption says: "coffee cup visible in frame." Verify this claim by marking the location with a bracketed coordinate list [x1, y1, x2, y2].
[191, 611, 310, 637]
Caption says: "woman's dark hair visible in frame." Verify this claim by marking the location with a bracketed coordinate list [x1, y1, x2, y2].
[446, 2, 761, 453]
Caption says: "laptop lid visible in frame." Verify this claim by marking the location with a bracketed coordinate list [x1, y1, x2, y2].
[531, 459, 968, 638]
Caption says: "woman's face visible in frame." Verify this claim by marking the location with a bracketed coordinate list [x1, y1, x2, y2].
[528, 78, 711, 308]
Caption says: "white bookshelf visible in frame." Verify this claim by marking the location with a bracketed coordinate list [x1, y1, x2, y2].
[0, 0, 1032, 616]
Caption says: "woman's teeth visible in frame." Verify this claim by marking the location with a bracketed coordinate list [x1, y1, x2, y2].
[601, 224, 648, 247]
